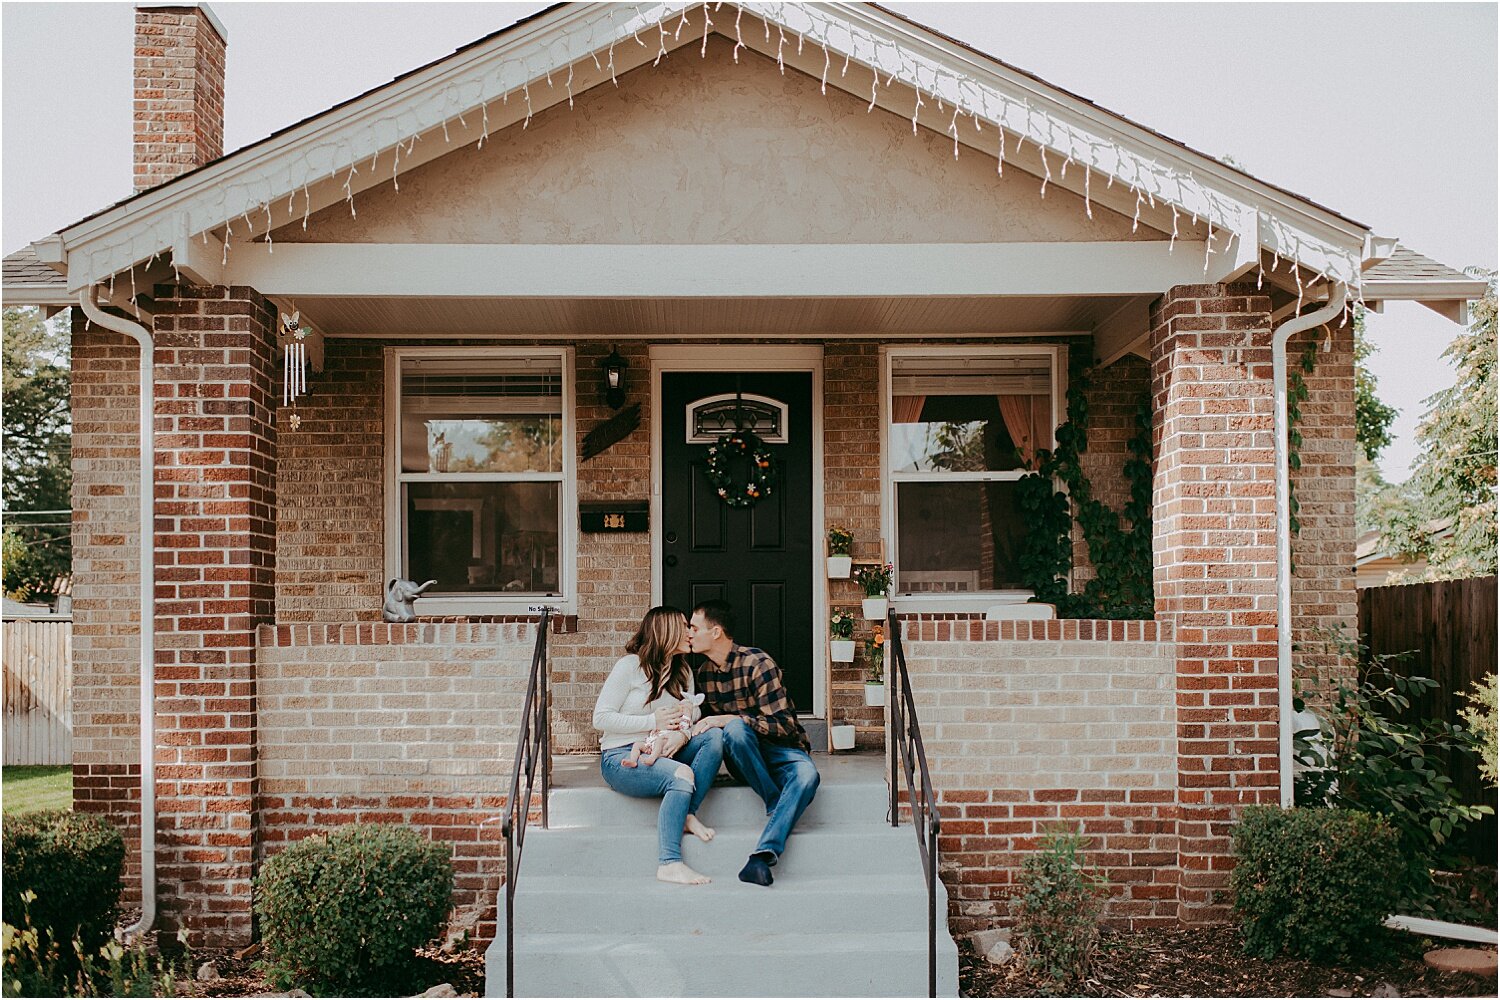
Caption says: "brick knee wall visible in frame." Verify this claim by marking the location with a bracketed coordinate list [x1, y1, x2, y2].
[901, 630, 1180, 930]
[257, 622, 541, 947]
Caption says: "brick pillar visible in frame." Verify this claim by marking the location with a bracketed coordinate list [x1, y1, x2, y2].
[1288, 318, 1358, 690]
[1149, 283, 1281, 922]
[152, 283, 277, 945]
[134, 4, 227, 192]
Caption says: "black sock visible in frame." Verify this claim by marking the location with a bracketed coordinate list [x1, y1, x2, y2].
[738, 852, 775, 886]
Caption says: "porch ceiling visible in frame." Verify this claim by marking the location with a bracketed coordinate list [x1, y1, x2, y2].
[299, 293, 1129, 339]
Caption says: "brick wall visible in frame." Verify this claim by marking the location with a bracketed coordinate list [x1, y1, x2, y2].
[71, 307, 146, 904]
[1287, 318, 1358, 688]
[256, 622, 540, 943]
[1149, 283, 1281, 923]
[901, 628, 1179, 932]
[823, 343, 885, 746]
[1074, 354, 1152, 586]
[134, 5, 225, 192]
[274, 343, 385, 622]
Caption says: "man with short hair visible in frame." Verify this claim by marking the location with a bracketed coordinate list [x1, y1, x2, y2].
[688, 598, 820, 886]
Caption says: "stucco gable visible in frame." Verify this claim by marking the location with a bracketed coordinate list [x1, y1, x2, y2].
[275, 35, 1157, 247]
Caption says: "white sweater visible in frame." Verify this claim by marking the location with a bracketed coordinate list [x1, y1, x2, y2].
[592, 653, 701, 751]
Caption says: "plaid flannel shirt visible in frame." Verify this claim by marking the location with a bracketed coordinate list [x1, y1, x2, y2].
[697, 644, 809, 751]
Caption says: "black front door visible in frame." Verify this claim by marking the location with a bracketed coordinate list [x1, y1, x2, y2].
[661, 371, 814, 711]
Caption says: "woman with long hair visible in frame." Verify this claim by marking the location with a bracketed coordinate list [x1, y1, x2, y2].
[593, 605, 726, 884]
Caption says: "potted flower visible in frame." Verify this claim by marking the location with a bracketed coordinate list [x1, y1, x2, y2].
[829, 610, 856, 662]
[864, 623, 886, 706]
[826, 525, 854, 578]
[855, 562, 893, 619]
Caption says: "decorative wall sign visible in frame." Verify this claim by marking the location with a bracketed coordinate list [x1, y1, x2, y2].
[582, 402, 641, 460]
[580, 500, 649, 533]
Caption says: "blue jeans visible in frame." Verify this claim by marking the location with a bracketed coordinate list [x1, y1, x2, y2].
[599, 729, 725, 864]
[721, 718, 820, 857]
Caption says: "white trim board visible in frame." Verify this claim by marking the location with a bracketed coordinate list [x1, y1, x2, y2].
[216, 242, 1223, 298]
[649, 345, 827, 720]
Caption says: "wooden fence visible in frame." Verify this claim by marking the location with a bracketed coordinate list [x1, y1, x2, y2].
[2, 617, 72, 766]
[1358, 576, 1497, 861]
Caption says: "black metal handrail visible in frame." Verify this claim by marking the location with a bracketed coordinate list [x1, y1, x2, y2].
[499, 605, 553, 999]
[886, 611, 942, 998]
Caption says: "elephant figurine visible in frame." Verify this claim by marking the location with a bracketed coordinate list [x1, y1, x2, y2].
[383, 578, 437, 623]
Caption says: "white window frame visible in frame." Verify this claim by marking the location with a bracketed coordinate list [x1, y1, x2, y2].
[881, 344, 1067, 614]
[384, 346, 577, 616]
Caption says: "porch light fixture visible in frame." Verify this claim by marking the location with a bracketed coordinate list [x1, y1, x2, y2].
[599, 346, 628, 409]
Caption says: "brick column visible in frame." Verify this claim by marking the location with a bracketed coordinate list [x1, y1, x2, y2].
[1149, 283, 1281, 923]
[152, 283, 278, 944]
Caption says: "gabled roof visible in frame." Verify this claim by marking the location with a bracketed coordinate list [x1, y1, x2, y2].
[20, 2, 1486, 313]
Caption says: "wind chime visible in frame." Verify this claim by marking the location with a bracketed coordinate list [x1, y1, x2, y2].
[280, 309, 309, 430]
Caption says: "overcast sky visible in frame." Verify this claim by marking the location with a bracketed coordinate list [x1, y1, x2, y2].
[3, 2, 1495, 483]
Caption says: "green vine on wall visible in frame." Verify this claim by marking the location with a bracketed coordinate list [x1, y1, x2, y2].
[1016, 369, 1155, 620]
[1286, 340, 1318, 536]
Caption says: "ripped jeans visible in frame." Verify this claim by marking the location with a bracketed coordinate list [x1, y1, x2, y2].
[600, 728, 725, 864]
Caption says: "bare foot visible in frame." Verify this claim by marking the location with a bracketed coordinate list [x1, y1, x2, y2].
[684, 814, 716, 842]
[656, 861, 710, 885]
[621, 757, 637, 768]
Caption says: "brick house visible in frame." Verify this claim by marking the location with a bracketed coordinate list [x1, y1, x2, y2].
[2, 0, 1484, 955]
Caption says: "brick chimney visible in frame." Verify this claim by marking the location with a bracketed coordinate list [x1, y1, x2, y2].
[133, 3, 227, 192]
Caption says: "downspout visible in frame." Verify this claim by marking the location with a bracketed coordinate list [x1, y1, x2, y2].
[77, 286, 156, 938]
[1271, 280, 1346, 808]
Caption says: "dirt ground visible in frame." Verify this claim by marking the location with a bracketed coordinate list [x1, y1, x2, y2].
[960, 924, 1499, 999]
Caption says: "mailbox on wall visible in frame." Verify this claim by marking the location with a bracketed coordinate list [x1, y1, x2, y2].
[579, 500, 649, 533]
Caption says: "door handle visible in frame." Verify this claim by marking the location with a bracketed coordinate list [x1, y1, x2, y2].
[664, 555, 678, 567]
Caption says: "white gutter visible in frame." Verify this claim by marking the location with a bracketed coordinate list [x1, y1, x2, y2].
[77, 286, 156, 939]
[1271, 281, 1347, 808]
[1385, 914, 1499, 945]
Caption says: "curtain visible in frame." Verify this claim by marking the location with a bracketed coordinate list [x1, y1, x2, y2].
[997, 395, 1052, 469]
[892, 395, 926, 423]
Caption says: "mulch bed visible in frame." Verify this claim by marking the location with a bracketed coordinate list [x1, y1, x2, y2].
[185, 947, 485, 998]
[961, 925, 1498, 998]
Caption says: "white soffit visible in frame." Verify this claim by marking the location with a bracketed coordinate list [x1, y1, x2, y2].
[56, 2, 1380, 295]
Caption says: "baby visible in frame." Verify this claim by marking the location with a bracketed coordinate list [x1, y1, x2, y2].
[622, 692, 704, 768]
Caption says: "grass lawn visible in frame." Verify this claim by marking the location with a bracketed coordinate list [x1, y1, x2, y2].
[2, 765, 71, 815]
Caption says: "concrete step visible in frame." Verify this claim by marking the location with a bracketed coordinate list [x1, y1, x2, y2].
[519, 825, 917, 877]
[547, 778, 891, 831]
[494, 929, 960, 997]
[507, 872, 945, 934]
[485, 753, 959, 997]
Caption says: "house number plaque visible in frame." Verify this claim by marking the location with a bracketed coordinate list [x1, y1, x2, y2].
[579, 500, 648, 533]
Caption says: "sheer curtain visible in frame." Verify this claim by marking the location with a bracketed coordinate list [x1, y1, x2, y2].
[996, 395, 1051, 468]
[891, 395, 926, 423]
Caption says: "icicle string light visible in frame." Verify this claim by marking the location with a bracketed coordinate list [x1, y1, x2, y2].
[72, 0, 1364, 299]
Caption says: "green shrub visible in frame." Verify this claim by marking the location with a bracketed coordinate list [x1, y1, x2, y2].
[1293, 628, 1493, 909]
[254, 824, 454, 996]
[1014, 828, 1108, 988]
[1, 811, 125, 963]
[1460, 672, 1498, 787]
[3, 893, 189, 999]
[1230, 806, 1401, 963]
